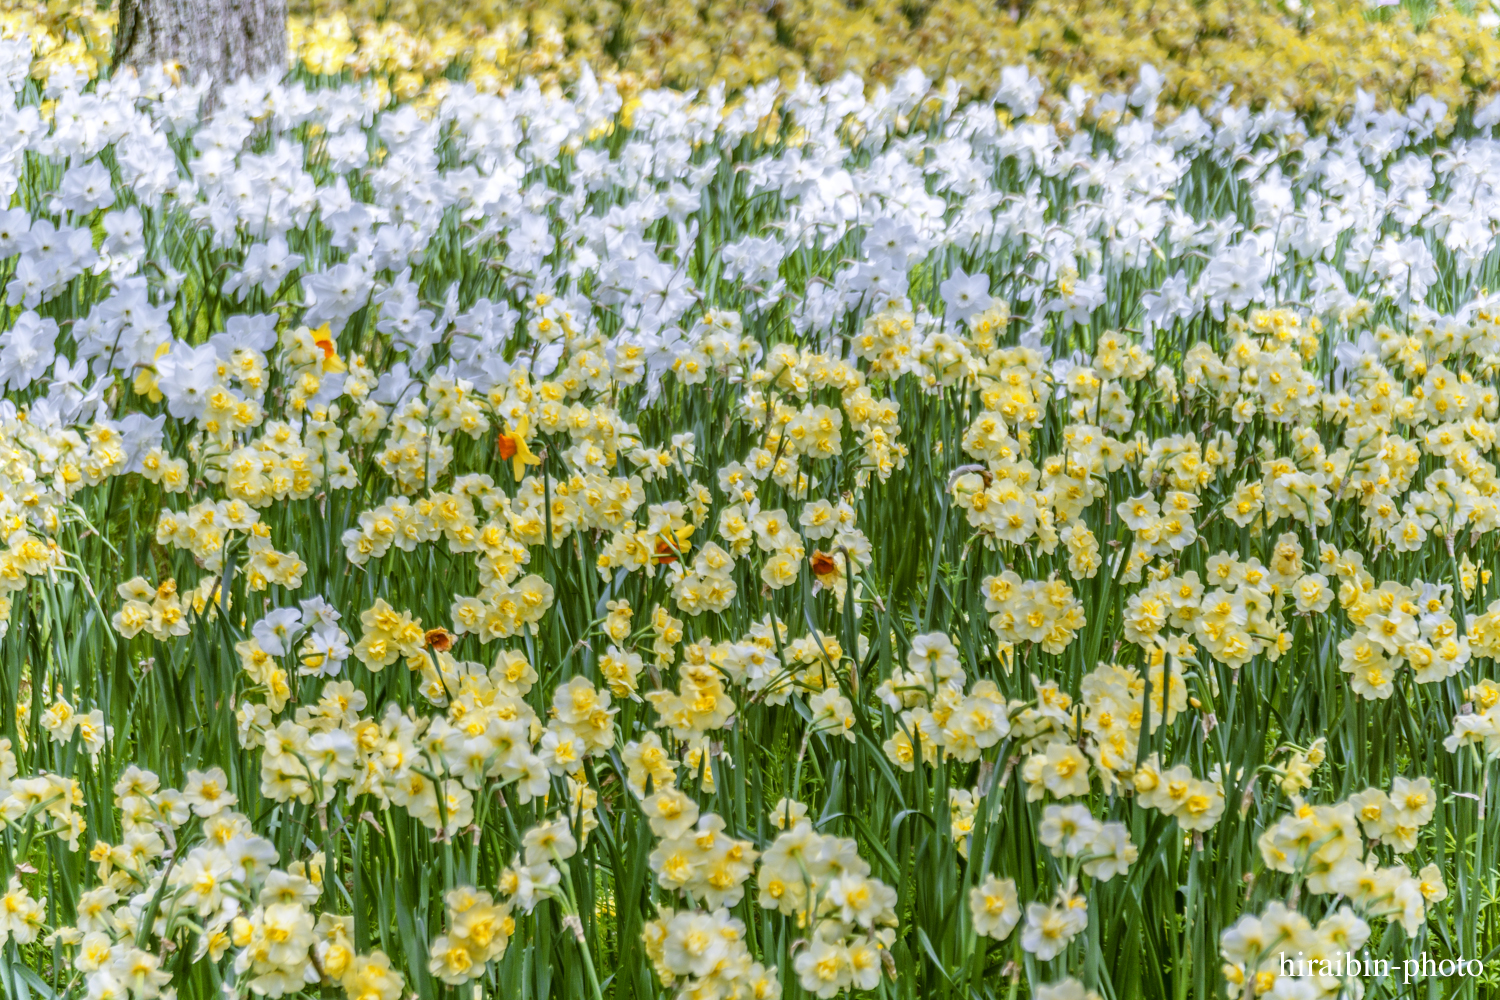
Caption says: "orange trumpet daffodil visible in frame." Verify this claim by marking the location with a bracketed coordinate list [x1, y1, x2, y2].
[497, 415, 542, 480]
[651, 523, 695, 565]
[312, 324, 347, 373]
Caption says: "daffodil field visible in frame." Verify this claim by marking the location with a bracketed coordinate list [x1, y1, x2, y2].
[5, 0, 1500, 999]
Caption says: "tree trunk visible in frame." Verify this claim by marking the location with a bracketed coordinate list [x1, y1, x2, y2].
[113, 0, 286, 103]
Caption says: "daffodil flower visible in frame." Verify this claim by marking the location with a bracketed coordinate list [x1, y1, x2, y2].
[497, 415, 542, 480]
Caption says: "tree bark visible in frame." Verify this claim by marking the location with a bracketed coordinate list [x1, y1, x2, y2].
[114, 0, 286, 102]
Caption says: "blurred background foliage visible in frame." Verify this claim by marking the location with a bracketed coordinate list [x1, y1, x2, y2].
[0, 0, 1499, 127]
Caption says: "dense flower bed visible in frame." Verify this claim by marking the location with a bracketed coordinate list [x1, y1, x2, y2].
[0, 9, 1495, 1000]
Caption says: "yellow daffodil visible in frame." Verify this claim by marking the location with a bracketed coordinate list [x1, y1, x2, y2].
[496, 415, 542, 480]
